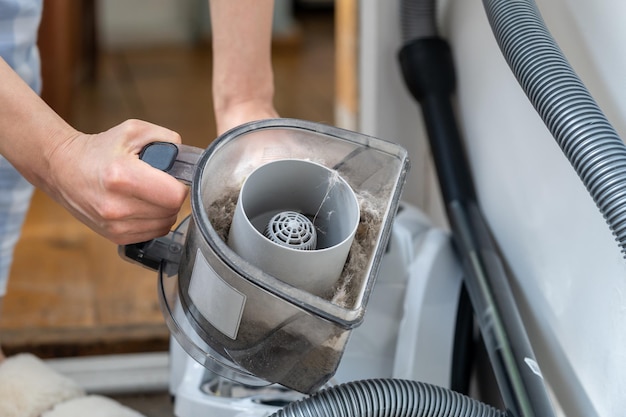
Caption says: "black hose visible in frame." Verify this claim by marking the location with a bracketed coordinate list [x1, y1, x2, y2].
[449, 285, 475, 394]
[398, 1, 557, 416]
[269, 379, 506, 417]
[400, 0, 438, 40]
[398, 34, 556, 417]
[400, 3, 478, 399]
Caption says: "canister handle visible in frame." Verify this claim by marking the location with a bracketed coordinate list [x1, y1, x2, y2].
[139, 142, 204, 185]
[118, 142, 203, 273]
[118, 229, 186, 276]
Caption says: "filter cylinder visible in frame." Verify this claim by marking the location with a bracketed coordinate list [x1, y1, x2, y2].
[227, 159, 360, 296]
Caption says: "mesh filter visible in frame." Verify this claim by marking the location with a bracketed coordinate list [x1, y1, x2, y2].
[264, 211, 317, 250]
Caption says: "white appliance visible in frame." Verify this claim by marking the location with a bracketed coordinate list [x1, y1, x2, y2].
[118, 1, 626, 416]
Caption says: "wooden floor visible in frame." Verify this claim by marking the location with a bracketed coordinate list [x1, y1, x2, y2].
[0, 10, 335, 358]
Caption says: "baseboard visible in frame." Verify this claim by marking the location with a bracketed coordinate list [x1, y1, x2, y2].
[45, 351, 170, 395]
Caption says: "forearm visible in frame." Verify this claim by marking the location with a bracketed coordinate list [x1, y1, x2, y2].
[0, 58, 188, 244]
[209, 0, 277, 133]
[0, 57, 78, 192]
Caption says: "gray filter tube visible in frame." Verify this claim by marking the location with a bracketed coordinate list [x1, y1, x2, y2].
[269, 379, 505, 417]
[228, 159, 359, 297]
[483, 0, 626, 256]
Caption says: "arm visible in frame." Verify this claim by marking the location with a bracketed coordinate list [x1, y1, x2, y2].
[209, 0, 279, 134]
[0, 58, 187, 244]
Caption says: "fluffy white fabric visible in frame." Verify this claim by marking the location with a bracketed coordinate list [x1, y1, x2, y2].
[43, 395, 146, 417]
[0, 354, 147, 417]
[0, 353, 84, 417]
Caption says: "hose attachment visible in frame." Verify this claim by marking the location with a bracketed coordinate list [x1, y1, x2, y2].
[270, 379, 506, 417]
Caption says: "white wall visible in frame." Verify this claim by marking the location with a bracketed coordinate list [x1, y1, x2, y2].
[359, 1, 626, 416]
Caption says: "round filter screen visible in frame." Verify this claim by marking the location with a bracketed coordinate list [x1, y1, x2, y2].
[264, 211, 317, 250]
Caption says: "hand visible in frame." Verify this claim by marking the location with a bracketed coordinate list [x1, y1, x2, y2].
[214, 98, 279, 136]
[214, 99, 296, 180]
[45, 119, 188, 245]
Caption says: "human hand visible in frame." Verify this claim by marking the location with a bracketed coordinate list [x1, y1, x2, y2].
[214, 100, 311, 182]
[44, 119, 188, 245]
[214, 97, 279, 136]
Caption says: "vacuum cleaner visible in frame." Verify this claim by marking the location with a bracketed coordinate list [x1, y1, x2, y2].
[120, 0, 626, 416]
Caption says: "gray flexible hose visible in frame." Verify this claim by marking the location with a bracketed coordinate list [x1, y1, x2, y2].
[401, 0, 438, 40]
[269, 379, 505, 417]
[483, 0, 626, 256]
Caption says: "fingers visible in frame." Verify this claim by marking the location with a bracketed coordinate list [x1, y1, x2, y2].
[90, 123, 190, 243]
[112, 119, 182, 152]
[100, 157, 189, 215]
[62, 189, 182, 245]
[47, 119, 191, 245]
[106, 119, 189, 212]
[102, 214, 181, 245]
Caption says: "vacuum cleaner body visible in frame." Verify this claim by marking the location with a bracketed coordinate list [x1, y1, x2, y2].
[122, 1, 626, 416]
[169, 202, 464, 417]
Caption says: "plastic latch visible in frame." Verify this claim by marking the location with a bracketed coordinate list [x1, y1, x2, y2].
[118, 227, 185, 276]
[139, 142, 179, 172]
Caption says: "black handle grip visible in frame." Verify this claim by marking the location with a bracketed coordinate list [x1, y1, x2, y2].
[119, 142, 200, 272]
[139, 142, 179, 171]
[118, 222, 187, 275]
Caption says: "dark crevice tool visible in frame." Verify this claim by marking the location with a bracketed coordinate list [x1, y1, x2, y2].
[450, 284, 474, 395]
[397, 35, 477, 398]
[398, 37, 556, 417]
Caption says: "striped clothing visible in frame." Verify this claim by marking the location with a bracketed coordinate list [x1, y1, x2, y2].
[0, 0, 42, 295]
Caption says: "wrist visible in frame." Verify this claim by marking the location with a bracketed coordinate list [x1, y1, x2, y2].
[35, 124, 82, 196]
[214, 98, 279, 135]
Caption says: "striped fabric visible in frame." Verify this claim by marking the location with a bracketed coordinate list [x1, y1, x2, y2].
[0, 0, 42, 295]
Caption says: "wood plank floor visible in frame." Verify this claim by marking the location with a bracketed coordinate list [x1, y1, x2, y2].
[0, 10, 335, 358]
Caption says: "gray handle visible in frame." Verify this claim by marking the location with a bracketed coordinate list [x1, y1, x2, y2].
[117, 227, 186, 275]
[139, 142, 204, 185]
[118, 142, 203, 272]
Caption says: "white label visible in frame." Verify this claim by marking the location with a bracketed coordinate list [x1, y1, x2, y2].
[188, 249, 246, 339]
